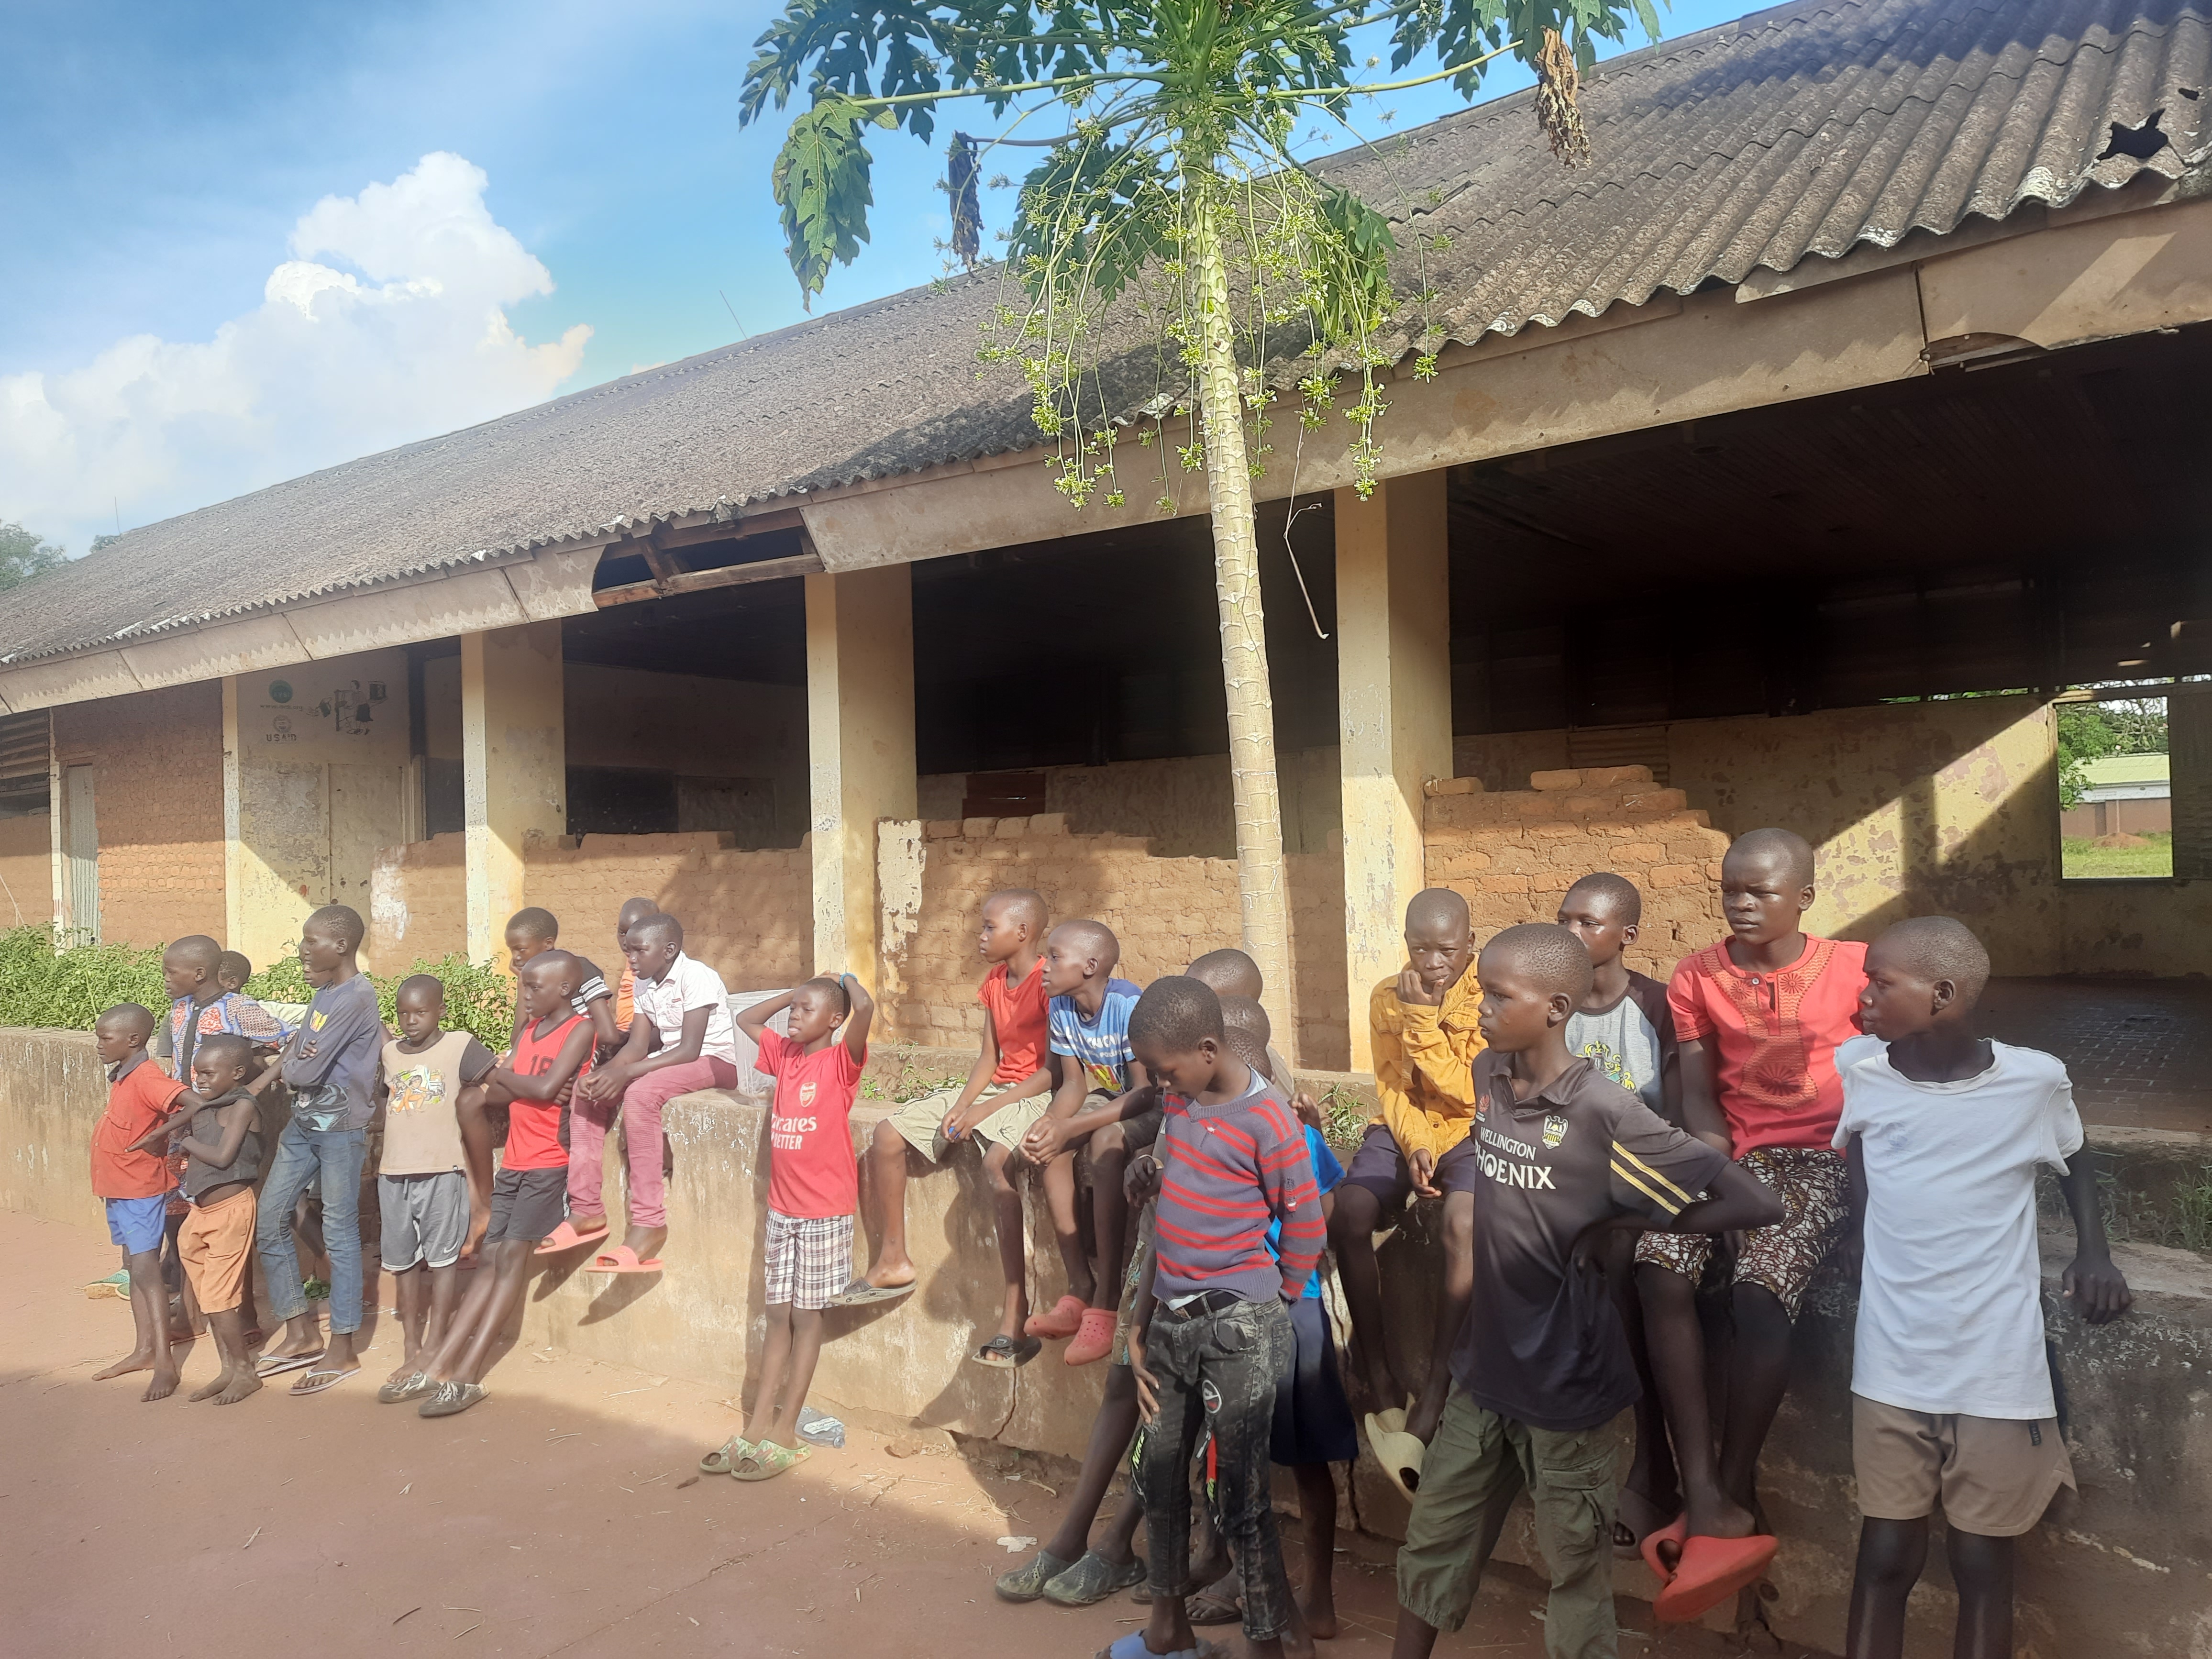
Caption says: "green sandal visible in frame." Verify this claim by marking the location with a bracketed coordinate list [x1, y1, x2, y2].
[730, 1440, 811, 1482]
[994, 1548, 1074, 1604]
[700, 1434, 755, 1475]
[1042, 1550, 1147, 1607]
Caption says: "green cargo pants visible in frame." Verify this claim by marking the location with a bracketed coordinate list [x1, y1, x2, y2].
[1394, 1386, 1618, 1659]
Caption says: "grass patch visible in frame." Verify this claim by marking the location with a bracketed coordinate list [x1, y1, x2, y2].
[2062, 830, 2173, 880]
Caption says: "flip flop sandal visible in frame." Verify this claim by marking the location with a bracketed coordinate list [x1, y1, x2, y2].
[587, 1245, 665, 1274]
[1654, 1533, 1778, 1624]
[1063, 1307, 1118, 1366]
[535, 1220, 611, 1256]
[255, 1350, 323, 1377]
[1024, 1293, 1086, 1340]
[730, 1441, 811, 1482]
[1639, 1513, 1690, 1582]
[700, 1434, 755, 1476]
[1185, 1589, 1244, 1626]
[993, 1548, 1074, 1604]
[418, 1380, 488, 1418]
[1614, 1486, 1672, 1557]
[1041, 1550, 1147, 1607]
[289, 1365, 359, 1396]
[377, 1371, 437, 1405]
[829, 1276, 914, 1306]
[971, 1334, 1042, 1369]
[1366, 1416, 1426, 1501]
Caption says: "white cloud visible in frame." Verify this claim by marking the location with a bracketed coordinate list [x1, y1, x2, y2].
[0, 152, 590, 551]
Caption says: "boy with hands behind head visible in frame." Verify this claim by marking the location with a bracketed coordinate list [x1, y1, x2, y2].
[1838, 917, 2128, 1659]
[706, 972, 873, 1482]
[1391, 925, 1780, 1659]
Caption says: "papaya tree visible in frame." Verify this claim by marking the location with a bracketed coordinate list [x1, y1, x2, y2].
[741, 0, 1659, 1051]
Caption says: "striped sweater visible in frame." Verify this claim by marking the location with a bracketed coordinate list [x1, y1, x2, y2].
[1152, 1076, 1323, 1303]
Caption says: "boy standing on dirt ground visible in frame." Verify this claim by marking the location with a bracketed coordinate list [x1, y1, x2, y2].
[254, 904, 384, 1397]
[89, 1002, 185, 1401]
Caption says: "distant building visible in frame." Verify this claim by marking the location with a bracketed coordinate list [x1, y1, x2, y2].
[2061, 754, 2171, 839]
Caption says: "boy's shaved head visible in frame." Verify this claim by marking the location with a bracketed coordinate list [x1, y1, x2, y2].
[985, 888, 1049, 934]
[1874, 916, 1991, 1006]
[1405, 888, 1471, 936]
[305, 904, 365, 951]
[618, 896, 657, 925]
[795, 973, 852, 1015]
[1129, 976, 1225, 1052]
[1225, 1026, 1274, 1084]
[98, 1002, 155, 1042]
[507, 907, 559, 943]
[1219, 994, 1271, 1049]
[395, 973, 445, 1006]
[1050, 919, 1119, 971]
[521, 950, 581, 992]
[1563, 873, 1642, 925]
[216, 950, 253, 985]
[165, 935, 221, 972]
[1479, 922, 1594, 1003]
[1726, 828, 1816, 888]
[195, 1031, 256, 1071]
[630, 912, 684, 949]
[1186, 948, 1262, 999]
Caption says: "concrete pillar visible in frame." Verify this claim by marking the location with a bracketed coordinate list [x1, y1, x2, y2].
[806, 565, 916, 991]
[463, 623, 566, 968]
[1335, 473, 1453, 1073]
[2172, 692, 2212, 881]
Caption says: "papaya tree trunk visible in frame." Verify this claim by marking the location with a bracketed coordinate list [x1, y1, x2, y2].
[1188, 187, 1298, 1058]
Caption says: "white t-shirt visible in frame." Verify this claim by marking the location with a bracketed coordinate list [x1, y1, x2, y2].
[635, 951, 739, 1065]
[1832, 1034, 2083, 1419]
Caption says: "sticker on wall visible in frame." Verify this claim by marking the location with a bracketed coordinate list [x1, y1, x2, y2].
[268, 680, 293, 704]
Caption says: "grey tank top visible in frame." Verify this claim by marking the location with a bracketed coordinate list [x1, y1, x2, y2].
[184, 1090, 264, 1200]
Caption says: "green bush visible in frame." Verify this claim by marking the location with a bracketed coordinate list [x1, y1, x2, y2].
[0, 927, 515, 1050]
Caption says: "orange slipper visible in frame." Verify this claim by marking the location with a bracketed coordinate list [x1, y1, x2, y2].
[586, 1244, 664, 1275]
[1638, 1513, 1688, 1583]
[1653, 1533, 1778, 1624]
[535, 1220, 610, 1256]
[1063, 1307, 1117, 1365]
[1024, 1294, 1085, 1340]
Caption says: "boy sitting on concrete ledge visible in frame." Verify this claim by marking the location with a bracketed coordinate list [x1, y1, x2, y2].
[839, 888, 1054, 1330]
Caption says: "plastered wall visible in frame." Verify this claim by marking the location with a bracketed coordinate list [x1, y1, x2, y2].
[0, 814, 53, 929]
[878, 814, 1351, 1067]
[370, 830, 811, 989]
[52, 683, 225, 947]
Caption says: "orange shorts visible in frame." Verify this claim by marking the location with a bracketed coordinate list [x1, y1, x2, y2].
[179, 1186, 257, 1315]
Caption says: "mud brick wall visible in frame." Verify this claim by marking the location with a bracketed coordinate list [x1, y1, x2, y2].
[881, 815, 1350, 1068]
[368, 834, 466, 967]
[0, 813, 53, 928]
[52, 684, 226, 947]
[1422, 765, 1730, 976]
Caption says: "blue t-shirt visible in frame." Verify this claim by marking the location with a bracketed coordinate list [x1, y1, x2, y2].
[279, 973, 385, 1131]
[1267, 1124, 1344, 1300]
[1049, 977, 1143, 1095]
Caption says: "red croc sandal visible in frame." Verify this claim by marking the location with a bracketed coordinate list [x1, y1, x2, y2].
[1063, 1307, 1117, 1365]
[1654, 1533, 1779, 1624]
[1024, 1294, 1085, 1340]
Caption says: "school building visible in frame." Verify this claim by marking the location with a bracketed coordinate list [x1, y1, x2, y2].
[2, 1, 2210, 1648]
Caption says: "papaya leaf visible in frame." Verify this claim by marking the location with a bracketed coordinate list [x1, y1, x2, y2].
[770, 98, 878, 305]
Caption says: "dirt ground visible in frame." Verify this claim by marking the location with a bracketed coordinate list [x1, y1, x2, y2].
[7, 1207, 1829, 1659]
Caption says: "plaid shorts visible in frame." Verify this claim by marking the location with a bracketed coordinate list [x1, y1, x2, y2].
[763, 1209, 854, 1311]
[1634, 1143, 1848, 1319]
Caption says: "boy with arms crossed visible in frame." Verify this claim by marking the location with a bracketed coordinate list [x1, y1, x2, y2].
[1838, 918, 2129, 1659]
[90, 1003, 185, 1401]
[375, 975, 497, 1397]
[1333, 888, 1483, 1494]
[572, 912, 740, 1272]
[1121, 977, 1321, 1659]
[707, 972, 874, 1482]
[392, 952, 595, 1417]
[842, 888, 1054, 1323]
[1633, 830, 1867, 1612]
[1019, 919, 1150, 1366]
[1392, 925, 1780, 1659]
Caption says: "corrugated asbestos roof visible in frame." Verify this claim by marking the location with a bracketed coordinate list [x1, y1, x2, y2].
[4, 0, 2205, 669]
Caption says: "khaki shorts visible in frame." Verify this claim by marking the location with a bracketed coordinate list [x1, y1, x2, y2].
[1853, 1395, 2075, 1537]
[883, 1081, 1050, 1161]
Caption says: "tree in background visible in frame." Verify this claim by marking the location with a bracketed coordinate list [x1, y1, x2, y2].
[742, 0, 1659, 1038]
[2057, 697, 2169, 810]
[0, 523, 64, 592]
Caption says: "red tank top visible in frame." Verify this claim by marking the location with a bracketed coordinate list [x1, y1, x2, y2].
[505, 1012, 586, 1170]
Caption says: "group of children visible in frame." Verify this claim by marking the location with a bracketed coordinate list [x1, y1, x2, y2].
[84, 828, 2136, 1659]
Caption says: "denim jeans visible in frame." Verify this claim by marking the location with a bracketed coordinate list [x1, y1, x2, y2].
[255, 1118, 368, 1335]
[1139, 1293, 1295, 1641]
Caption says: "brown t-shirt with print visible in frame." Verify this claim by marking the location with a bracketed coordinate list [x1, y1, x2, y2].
[379, 1031, 496, 1176]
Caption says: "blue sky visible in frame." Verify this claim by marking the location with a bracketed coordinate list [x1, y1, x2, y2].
[1, 0, 1759, 551]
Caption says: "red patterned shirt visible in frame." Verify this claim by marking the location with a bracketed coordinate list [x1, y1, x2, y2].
[1667, 935, 1868, 1154]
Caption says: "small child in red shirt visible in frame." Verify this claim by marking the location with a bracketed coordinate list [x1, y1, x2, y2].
[89, 1003, 186, 1402]
[1633, 827, 1869, 1619]
[710, 972, 874, 1483]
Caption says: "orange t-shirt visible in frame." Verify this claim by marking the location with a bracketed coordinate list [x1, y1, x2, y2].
[1667, 935, 1868, 1155]
[505, 1013, 585, 1171]
[92, 1057, 185, 1200]
[979, 958, 1050, 1085]
[614, 963, 634, 1028]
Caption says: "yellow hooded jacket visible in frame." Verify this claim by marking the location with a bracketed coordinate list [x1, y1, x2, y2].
[1367, 968, 1486, 1161]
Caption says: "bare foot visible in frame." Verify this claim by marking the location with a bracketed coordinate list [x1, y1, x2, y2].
[387, 1357, 420, 1384]
[189, 1370, 234, 1403]
[865, 1258, 917, 1291]
[1667, 1489, 1758, 1571]
[215, 1370, 263, 1405]
[1301, 1591, 1338, 1641]
[92, 1350, 157, 1382]
[142, 1368, 181, 1403]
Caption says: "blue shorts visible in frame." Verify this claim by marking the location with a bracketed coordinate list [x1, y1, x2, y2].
[105, 1194, 168, 1256]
